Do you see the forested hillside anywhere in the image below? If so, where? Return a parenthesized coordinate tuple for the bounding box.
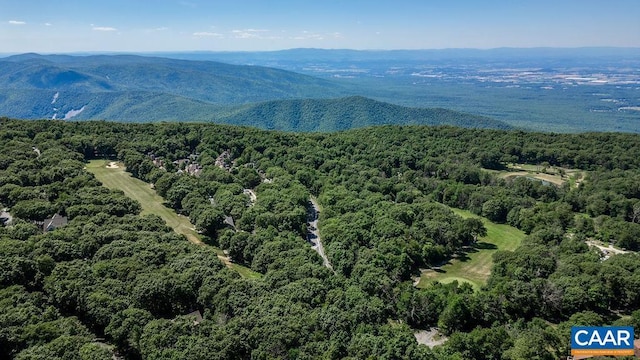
(216, 96, 510, 131)
(0, 54, 345, 123)
(3, 52, 638, 133)
(0, 54, 508, 130)
(0, 54, 343, 103)
(1, 118, 639, 359)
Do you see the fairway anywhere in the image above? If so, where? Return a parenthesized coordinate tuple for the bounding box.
(87, 160, 203, 244)
(417, 207, 525, 290)
(86, 160, 260, 278)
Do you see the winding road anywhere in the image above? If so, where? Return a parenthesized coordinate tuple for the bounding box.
(307, 197, 334, 272)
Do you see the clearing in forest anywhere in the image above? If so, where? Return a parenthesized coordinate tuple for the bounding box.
(86, 160, 260, 278)
(491, 163, 585, 188)
(417, 207, 525, 290)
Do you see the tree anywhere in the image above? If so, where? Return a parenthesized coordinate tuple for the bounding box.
(445, 326, 513, 360)
(478, 151, 504, 170)
(79, 343, 113, 360)
(43, 260, 95, 315)
(105, 308, 153, 358)
(438, 294, 472, 335)
(15, 335, 91, 360)
(481, 197, 509, 223)
(194, 207, 225, 235)
(11, 199, 56, 221)
(236, 167, 261, 189)
(503, 325, 562, 360)
(463, 217, 486, 243)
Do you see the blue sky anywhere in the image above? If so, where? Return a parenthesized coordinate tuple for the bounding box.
(1, 0, 639, 53)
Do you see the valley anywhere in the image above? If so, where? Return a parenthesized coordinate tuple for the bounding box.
(1, 49, 639, 133)
(156, 48, 640, 133)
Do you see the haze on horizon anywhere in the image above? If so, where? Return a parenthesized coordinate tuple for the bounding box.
(1, 0, 639, 53)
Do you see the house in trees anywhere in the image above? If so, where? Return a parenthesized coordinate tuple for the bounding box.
(0, 209, 12, 226)
(184, 163, 203, 177)
(148, 152, 166, 169)
(224, 215, 236, 230)
(215, 150, 233, 171)
(43, 214, 68, 231)
(173, 157, 203, 177)
(185, 310, 203, 325)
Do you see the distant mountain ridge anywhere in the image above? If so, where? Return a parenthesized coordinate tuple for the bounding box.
(0, 53, 344, 103)
(217, 96, 511, 131)
(0, 53, 512, 131)
(143, 47, 640, 64)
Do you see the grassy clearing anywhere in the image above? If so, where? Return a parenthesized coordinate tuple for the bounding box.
(86, 160, 260, 278)
(496, 163, 585, 188)
(417, 207, 525, 290)
(87, 160, 202, 244)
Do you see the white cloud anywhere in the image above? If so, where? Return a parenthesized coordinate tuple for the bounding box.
(44, 23, 52, 26)
(9, 20, 26, 25)
(232, 29, 269, 39)
(193, 31, 223, 38)
(92, 26, 117, 32)
(143, 27, 169, 34)
(291, 31, 331, 41)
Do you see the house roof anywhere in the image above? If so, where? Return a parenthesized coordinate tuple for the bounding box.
(44, 214, 68, 230)
(224, 216, 235, 228)
(0, 210, 12, 225)
(186, 310, 203, 324)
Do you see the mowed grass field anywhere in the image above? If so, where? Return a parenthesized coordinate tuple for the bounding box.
(87, 160, 202, 244)
(86, 160, 260, 278)
(417, 207, 525, 290)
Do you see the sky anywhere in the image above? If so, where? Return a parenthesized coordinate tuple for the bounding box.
(1, 0, 639, 53)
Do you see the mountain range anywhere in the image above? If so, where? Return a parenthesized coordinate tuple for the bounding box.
(0, 53, 510, 131)
(0, 53, 344, 103)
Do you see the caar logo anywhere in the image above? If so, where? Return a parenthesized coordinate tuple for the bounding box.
(571, 326, 635, 356)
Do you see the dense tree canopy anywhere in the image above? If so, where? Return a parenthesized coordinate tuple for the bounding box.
(0, 117, 639, 359)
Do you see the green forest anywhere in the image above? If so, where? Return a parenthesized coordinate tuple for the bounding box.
(1, 117, 639, 359)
